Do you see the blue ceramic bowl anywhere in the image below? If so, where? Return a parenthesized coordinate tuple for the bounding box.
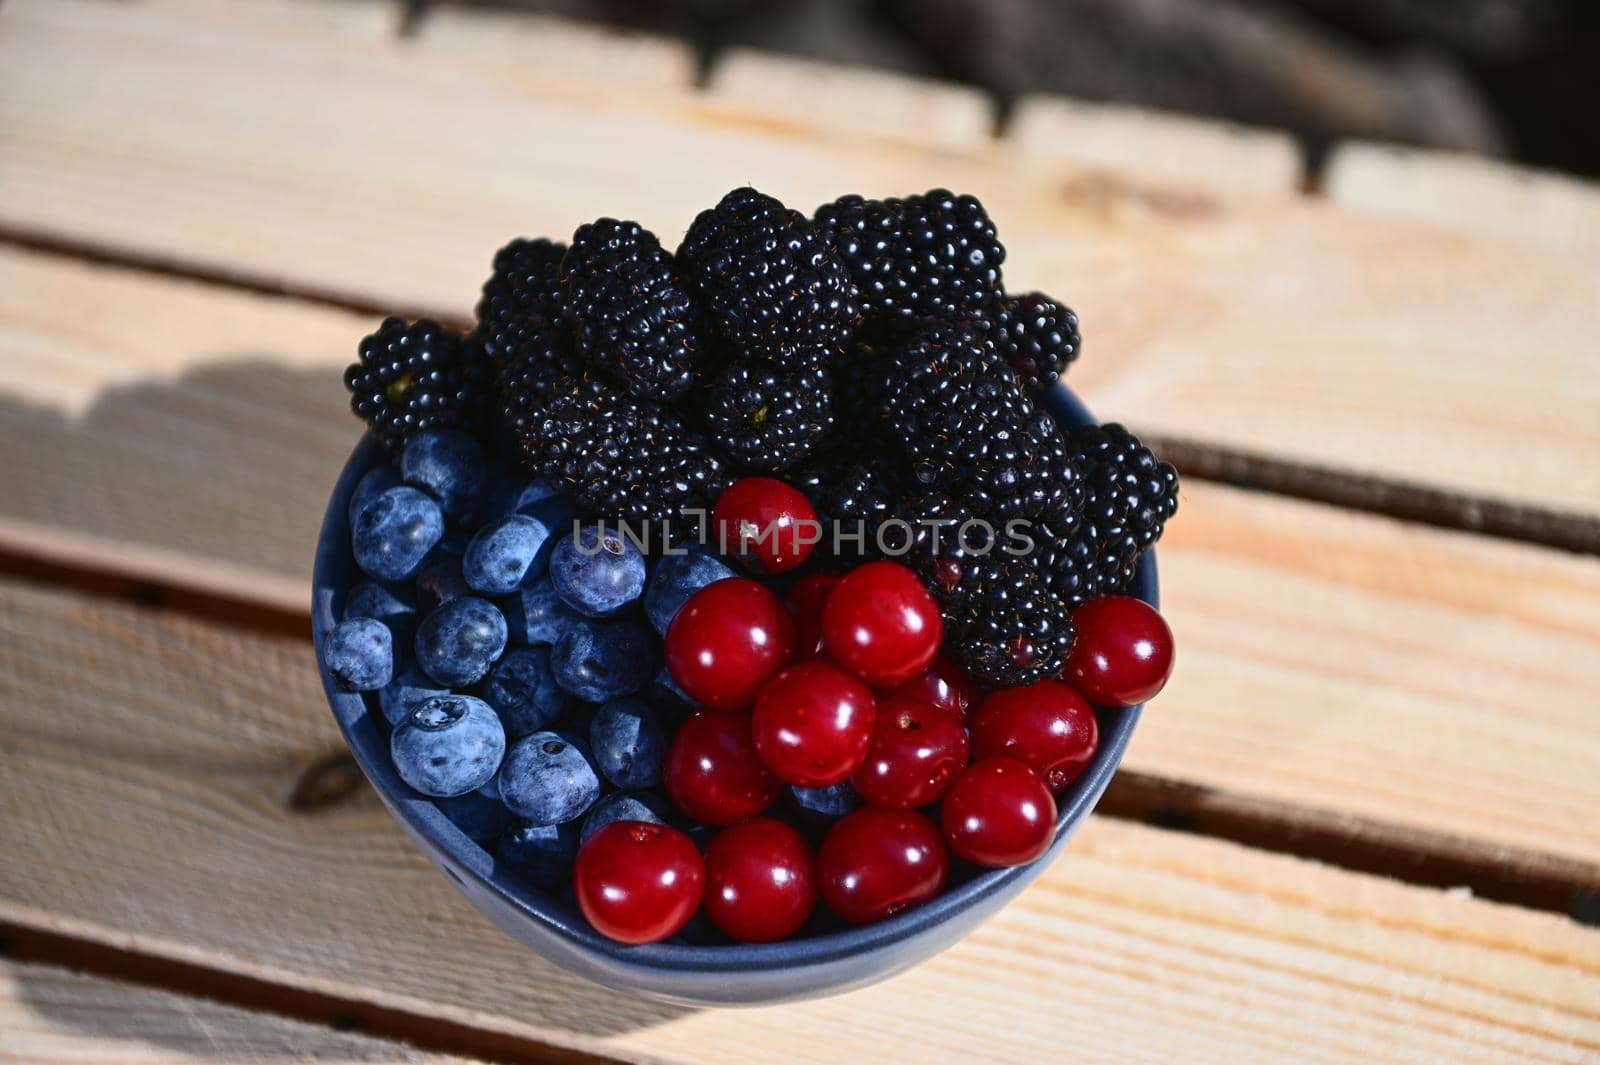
(313, 384, 1156, 1006)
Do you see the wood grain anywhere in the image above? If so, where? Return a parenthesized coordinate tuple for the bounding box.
(0, 959, 477, 1064)
(1325, 143, 1600, 261)
(2, 0, 1598, 512)
(4, 243, 1600, 882)
(0, 578, 1596, 1065)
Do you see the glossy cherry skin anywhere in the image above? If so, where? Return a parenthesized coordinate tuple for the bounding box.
(821, 561, 943, 686)
(851, 698, 969, 809)
(665, 578, 796, 710)
(663, 709, 782, 825)
(819, 806, 949, 925)
(752, 660, 877, 787)
(880, 654, 984, 720)
(970, 680, 1098, 794)
(572, 821, 705, 944)
(714, 478, 820, 575)
(940, 758, 1056, 868)
(703, 817, 819, 942)
(1066, 596, 1175, 707)
(786, 572, 842, 659)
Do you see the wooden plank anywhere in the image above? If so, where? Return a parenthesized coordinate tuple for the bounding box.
(413, 5, 698, 93)
(0, 246, 363, 615)
(1008, 94, 1304, 196)
(4, 245, 1600, 880)
(705, 49, 994, 151)
(1325, 142, 1600, 261)
(0, 959, 479, 1064)
(4, 0, 1597, 513)
(0, 579, 1595, 1065)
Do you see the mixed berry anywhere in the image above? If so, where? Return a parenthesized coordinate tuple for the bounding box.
(325, 186, 1179, 946)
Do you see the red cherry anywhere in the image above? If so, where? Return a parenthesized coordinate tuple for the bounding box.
(880, 654, 983, 720)
(573, 821, 705, 944)
(821, 561, 942, 686)
(714, 478, 820, 575)
(663, 709, 782, 826)
(818, 807, 948, 924)
(970, 680, 1098, 794)
(786, 572, 842, 659)
(703, 817, 818, 942)
(1066, 596, 1174, 707)
(940, 758, 1056, 868)
(665, 578, 796, 710)
(752, 661, 876, 787)
(851, 698, 969, 809)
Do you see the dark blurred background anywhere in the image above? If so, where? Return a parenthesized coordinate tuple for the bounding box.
(439, 0, 1600, 178)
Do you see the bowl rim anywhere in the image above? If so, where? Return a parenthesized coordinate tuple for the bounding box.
(312, 383, 1156, 977)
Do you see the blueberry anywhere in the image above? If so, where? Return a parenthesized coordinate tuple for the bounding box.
(497, 819, 579, 890)
(352, 486, 444, 582)
(498, 732, 602, 825)
(463, 514, 555, 596)
(343, 581, 418, 646)
(378, 664, 450, 727)
(414, 597, 508, 687)
(504, 477, 563, 517)
(549, 524, 647, 618)
(401, 429, 489, 520)
(644, 550, 735, 635)
(414, 553, 472, 613)
(391, 694, 506, 798)
(348, 463, 399, 527)
(589, 698, 668, 789)
(550, 620, 652, 702)
(323, 617, 394, 692)
(482, 647, 571, 738)
(579, 791, 668, 845)
(649, 667, 697, 719)
(435, 783, 509, 845)
(499, 578, 578, 646)
(788, 781, 862, 821)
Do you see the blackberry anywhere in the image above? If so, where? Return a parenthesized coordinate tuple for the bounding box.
(701, 362, 835, 473)
(956, 410, 1086, 524)
(678, 187, 858, 368)
(813, 189, 1004, 323)
(520, 375, 728, 522)
(344, 318, 473, 452)
(494, 325, 580, 447)
(991, 292, 1080, 388)
(561, 219, 704, 401)
(815, 457, 906, 527)
(476, 238, 566, 360)
(926, 552, 1075, 688)
(877, 322, 1032, 491)
(1061, 423, 1179, 601)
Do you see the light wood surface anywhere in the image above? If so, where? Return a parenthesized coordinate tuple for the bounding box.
(5, 242, 1599, 880)
(705, 49, 995, 151)
(1, 578, 1595, 1065)
(3, 0, 1599, 513)
(0, 959, 475, 1064)
(1326, 142, 1600, 261)
(1008, 94, 1304, 195)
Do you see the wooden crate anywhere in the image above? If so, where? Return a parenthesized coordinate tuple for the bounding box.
(0, 1, 1597, 1062)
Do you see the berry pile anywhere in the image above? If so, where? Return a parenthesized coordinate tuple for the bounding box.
(330, 185, 1182, 945)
